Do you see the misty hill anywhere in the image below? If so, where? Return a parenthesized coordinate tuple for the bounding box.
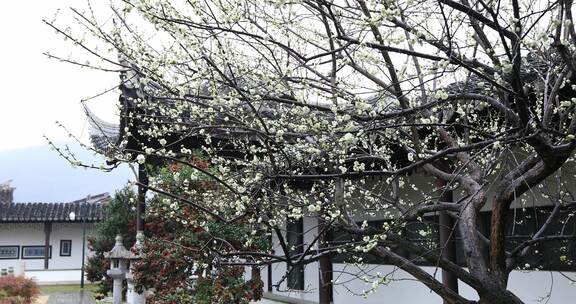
(0, 142, 132, 202)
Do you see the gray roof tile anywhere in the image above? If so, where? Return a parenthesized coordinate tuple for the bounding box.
(0, 193, 110, 222)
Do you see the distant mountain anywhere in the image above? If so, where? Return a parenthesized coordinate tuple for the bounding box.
(0, 142, 133, 202)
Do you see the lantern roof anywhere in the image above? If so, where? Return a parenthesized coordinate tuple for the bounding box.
(105, 235, 138, 260)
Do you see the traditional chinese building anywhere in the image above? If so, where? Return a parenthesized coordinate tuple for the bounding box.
(86, 61, 576, 304)
(0, 182, 109, 284)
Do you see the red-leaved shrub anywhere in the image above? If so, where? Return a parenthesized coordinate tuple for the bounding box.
(0, 275, 40, 304)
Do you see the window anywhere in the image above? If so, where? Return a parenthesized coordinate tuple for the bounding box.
(328, 205, 576, 271)
(406, 217, 440, 265)
(60, 240, 72, 257)
(21, 246, 52, 259)
(535, 207, 576, 270)
(330, 220, 408, 264)
(0, 246, 19, 260)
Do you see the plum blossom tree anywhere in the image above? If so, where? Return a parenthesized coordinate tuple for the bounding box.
(47, 0, 576, 303)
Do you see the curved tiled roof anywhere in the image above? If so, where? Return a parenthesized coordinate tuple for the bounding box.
(86, 56, 138, 155)
(86, 106, 120, 155)
(0, 193, 110, 223)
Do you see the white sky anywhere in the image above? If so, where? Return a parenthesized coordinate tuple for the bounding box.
(0, 1, 118, 152)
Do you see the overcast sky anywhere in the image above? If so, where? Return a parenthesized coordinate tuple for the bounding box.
(0, 1, 132, 201)
(0, 0, 118, 152)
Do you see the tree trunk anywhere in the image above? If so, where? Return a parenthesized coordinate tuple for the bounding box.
(477, 285, 525, 304)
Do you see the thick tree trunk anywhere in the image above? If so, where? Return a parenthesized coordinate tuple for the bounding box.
(477, 284, 525, 304)
(489, 196, 510, 286)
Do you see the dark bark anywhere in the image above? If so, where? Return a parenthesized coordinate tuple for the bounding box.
(490, 151, 573, 285)
(372, 247, 474, 304)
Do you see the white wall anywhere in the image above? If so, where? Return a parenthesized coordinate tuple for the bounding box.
(261, 213, 576, 304)
(26, 269, 85, 285)
(262, 261, 576, 304)
(263, 216, 320, 303)
(333, 264, 575, 304)
(0, 222, 96, 283)
(257, 169, 576, 303)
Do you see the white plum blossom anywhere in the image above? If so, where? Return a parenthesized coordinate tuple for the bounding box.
(136, 154, 146, 164)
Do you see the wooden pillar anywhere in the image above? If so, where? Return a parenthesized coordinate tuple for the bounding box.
(80, 218, 87, 288)
(318, 179, 340, 304)
(318, 237, 333, 304)
(44, 222, 52, 270)
(137, 164, 148, 232)
(268, 234, 273, 292)
(286, 217, 304, 290)
(437, 180, 458, 300)
(267, 263, 273, 292)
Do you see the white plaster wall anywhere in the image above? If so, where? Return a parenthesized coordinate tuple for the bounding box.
(26, 269, 85, 285)
(0, 222, 96, 282)
(259, 169, 576, 303)
(261, 212, 576, 304)
(264, 216, 320, 303)
(264, 263, 576, 304)
(332, 264, 575, 304)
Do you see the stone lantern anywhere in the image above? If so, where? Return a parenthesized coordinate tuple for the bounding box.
(125, 231, 146, 304)
(105, 235, 136, 304)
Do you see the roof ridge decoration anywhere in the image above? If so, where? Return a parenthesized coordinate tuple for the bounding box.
(85, 104, 122, 156)
(86, 54, 146, 156)
(0, 180, 15, 204)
